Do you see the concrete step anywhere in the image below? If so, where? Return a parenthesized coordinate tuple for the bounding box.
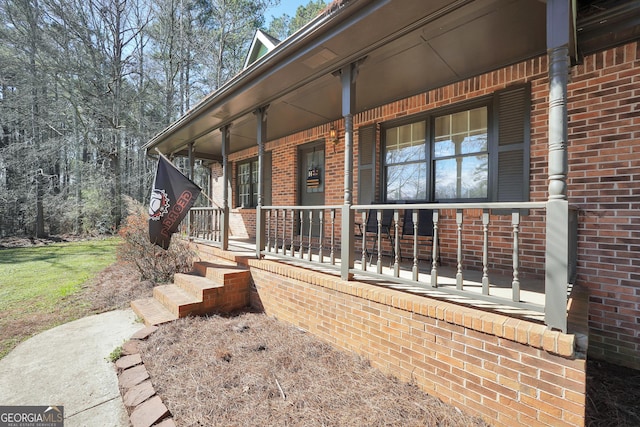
(131, 298, 177, 326)
(153, 285, 202, 318)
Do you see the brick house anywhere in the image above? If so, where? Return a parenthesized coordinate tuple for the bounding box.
(140, 1, 640, 425)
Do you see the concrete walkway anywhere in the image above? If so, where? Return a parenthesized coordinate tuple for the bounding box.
(0, 309, 141, 426)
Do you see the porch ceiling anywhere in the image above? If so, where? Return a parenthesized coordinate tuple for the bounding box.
(145, 0, 548, 160)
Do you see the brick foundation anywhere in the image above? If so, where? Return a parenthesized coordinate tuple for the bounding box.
(245, 257, 586, 427)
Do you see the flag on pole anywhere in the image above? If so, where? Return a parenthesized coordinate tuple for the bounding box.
(148, 155, 201, 250)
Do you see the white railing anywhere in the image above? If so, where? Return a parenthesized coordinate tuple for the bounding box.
(261, 205, 342, 265)
(189, 207, 224, 243)
(257, 202, 578, 330)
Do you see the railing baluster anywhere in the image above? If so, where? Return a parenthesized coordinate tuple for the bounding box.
(308, 210, 313, 261)
(512, 211, 521, 302)
(456, 209, 464, 290)
(214, 209, 219, 241)
(361, 211, 367, 271)
(430, 210, 439, 287)
(282, 209, 287, 255)
(412, 210, 418, 281)
(266, 209, 272, 253)
(376, 210, 383, 274)
(482, 209, 490, 295)
(189, 211, 194, 238)
(210, 210, 218, 241)
(202, 211, 206, 240)
(299, 210, 304, 259)
(330, 209, 336, 265)
(318, 210, 324, 263)
(290, 209, 296, 258)
(393, 210, 400, 277)
(200, 211, 204, 240)
(204, 210, 208, 240)
(274, 209, 279, 254)
(201, 211, 206, 240)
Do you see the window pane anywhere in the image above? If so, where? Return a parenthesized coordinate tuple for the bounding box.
(461, 155, 488, 198)
(385, 122, 426, 164)
(435, 155, 488, 199)
(434, 115, 449, 137)
(251, 160, 259, 184)
(434, 107, 487, 158)
(434, 158, 456, 199)
(461, 132, 487, 154)
(434, 136, 454, 157)
(451, 111, 468, 134)
(469, 107, 487, 130)
(238, 162, 252, 207)
(386, 163, 427, 201)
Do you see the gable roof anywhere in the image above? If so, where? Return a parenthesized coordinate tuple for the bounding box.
(244, 29, 280, 69)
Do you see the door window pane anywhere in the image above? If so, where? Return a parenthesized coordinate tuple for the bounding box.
(306, 150, 324, 193)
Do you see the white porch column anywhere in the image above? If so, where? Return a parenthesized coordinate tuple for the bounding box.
(255, 106, 268, 258)
(340, 62, 358, 280)
(545, 0, 573, 332)
(221, 125, 230, 250)
(187, 142, 194, 235)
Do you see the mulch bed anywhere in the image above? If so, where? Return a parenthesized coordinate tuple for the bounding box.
(138, 314, 490, 426)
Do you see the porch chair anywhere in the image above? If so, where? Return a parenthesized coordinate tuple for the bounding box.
(356, 207, 396, 265)
(400, 207, 439, 264)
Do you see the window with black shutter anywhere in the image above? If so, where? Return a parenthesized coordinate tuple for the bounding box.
(380, 85, 530, 202)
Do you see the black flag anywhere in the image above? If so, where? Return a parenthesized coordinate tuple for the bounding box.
(148, 155, 201, 250)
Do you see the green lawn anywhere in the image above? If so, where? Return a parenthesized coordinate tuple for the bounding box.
(0, 238, 119, 358)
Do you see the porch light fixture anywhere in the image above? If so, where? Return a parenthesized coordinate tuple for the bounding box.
(329, 125, 338, 144)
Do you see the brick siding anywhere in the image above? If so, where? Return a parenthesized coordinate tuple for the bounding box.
(567, 42, 640, 369)
(218, 41, 640, 370)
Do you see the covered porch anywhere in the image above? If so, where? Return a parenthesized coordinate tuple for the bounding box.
(145, 0, 592, 333)
(188, 199, 580, 332)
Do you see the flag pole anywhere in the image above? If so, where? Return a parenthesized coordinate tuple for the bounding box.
(154, 148, 221, 208)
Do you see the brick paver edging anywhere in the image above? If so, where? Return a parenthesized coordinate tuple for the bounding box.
(115, 325, 177, 427)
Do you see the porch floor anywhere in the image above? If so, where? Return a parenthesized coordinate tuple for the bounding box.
(193, 236, 546, 324)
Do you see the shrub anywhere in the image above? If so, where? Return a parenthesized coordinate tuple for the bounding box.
(117, 197, 196, 283)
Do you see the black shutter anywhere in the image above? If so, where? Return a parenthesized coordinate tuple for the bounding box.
(495, 85, 530, 201)
(358, 125, 376, 204)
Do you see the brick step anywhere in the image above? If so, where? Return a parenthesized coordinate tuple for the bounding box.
(194, 243, 253, 265)
(153, 284, 202, 318)
(192, 261, 251, 287)
(174, 273, 223, 299)
(131, 259, 252, 326)
(131, 298, 178, 326)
